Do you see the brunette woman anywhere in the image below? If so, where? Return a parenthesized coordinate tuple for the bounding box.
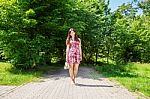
(66, 28, 82, 84)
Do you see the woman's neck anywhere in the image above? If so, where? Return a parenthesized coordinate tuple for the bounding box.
(71, 36, 75, 41)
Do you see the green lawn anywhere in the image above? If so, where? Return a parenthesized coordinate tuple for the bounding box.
(95, 63, 150, 97)
(0, 62, 61, 86)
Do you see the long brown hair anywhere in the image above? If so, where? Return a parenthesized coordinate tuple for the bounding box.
(66, 28, 79, 45)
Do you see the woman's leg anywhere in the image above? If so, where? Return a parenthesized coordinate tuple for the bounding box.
(73, 63, 79, 83)
(69, 64, 74, 83)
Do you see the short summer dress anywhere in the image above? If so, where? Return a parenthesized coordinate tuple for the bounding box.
(67, 39, 81, 64)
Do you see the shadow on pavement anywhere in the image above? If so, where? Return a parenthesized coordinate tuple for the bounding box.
(75, 83, 113, 87)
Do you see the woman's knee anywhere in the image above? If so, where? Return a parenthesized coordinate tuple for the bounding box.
(74, 64, 79, 70)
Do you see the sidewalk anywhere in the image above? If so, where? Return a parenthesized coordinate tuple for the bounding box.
(0, 67, 140, 99)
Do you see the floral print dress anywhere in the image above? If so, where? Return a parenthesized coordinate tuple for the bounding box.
(67, 39, 81, 64)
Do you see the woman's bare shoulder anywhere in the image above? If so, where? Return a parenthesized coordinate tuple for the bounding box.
(78, 38, 81, 41)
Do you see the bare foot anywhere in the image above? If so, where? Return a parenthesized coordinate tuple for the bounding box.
(70, 79, 75, 85)
(73, 79, 75, 84)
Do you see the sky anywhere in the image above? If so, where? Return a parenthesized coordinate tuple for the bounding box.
(108, 0, 143, 15)
(108, 0, 134, 12)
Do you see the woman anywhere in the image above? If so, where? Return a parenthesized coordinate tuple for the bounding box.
(66, 28, 82, 84)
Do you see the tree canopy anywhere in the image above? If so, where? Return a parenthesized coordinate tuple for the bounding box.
(0, 0, 150, 69)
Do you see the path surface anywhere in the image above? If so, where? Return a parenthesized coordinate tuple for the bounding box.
(0, 67, 140, 99)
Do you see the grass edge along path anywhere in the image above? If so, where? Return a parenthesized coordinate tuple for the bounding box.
(95, 62, 150, 98)
(0, 62, 61, 86)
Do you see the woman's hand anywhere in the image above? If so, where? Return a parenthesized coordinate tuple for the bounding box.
(80, 56, 82, 61)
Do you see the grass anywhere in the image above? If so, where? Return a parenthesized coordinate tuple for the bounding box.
(0, 62, 62, 86)
(95, 62, 150, 97)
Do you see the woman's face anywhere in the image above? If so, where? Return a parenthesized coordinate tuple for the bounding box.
(70, 30, 75, 37)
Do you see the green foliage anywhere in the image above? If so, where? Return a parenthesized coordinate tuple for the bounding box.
(0, 0, 150, 69)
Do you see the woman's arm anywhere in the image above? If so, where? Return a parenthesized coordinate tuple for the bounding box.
(66, 44, 70, 62)
(79, 38, 82, 61)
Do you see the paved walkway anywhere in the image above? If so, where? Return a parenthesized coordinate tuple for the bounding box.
(0, 67, 142, 99)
